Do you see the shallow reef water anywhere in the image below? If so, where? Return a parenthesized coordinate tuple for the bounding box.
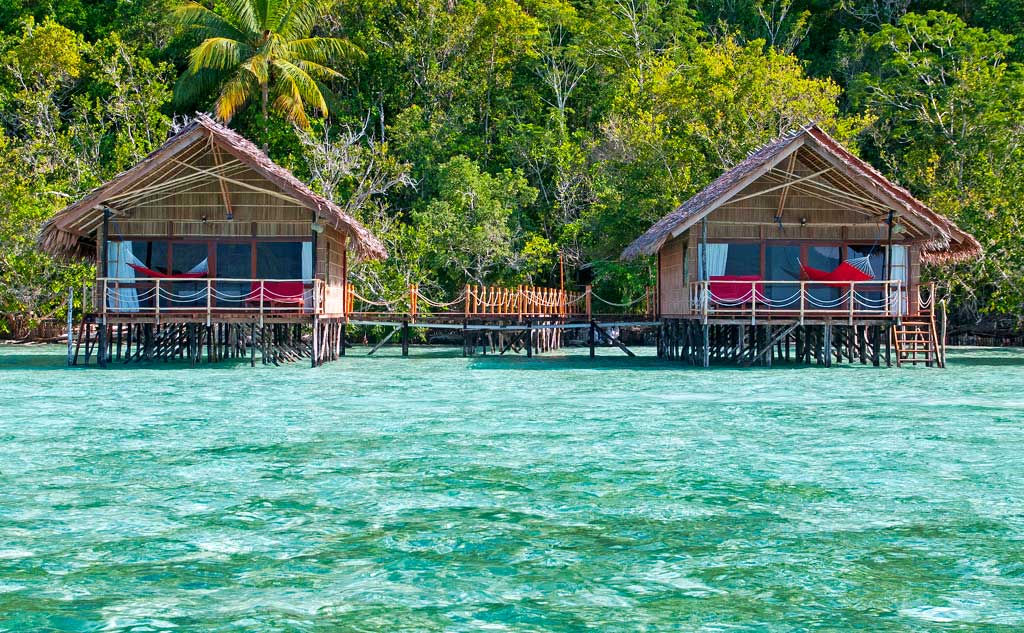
(0, 345, 1022, 631)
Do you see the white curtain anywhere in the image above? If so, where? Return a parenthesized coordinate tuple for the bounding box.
(106, 241, 140, 312)
(889, 245, 908, 314)
(302, 242, 313, 282)
(889, 245, 907, 283)
(698, 243, 729, 279)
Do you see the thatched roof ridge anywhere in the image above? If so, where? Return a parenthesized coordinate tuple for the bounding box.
(39, 114, 387, 261)
(620, 125, 981, 264)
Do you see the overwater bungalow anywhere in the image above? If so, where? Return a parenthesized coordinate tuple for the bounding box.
(621, 125, 981, 368)
(40, 114, 386, 367)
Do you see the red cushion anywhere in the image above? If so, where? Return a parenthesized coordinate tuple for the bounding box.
(248, 281, 305, 305)
(709, 275, 762, 302)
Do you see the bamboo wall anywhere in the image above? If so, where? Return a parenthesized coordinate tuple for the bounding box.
(658, 235, 688, 317)
(317, 229, 347, 287)
(105, 149, 312, 239)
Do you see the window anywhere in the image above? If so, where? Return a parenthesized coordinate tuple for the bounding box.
(847, 245, 885, 311)
(696, 243, 761, 278)
(216, 243, 252, 307)
(127, 240, 169, 274)
(764, 244, 801, 305)
(725, 244, 761, 276)
(847, 245, 884, 281)
(171, 243, 208, 276)
(256, 242, 304, 280)
(806, 245, 841, 305)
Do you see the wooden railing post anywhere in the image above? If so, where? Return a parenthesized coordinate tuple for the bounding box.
(750, 280, 757, 325)
(848, 281, 855, 324)
(259, 280, 265, 325)
(206, 278, 212, 325)
(701, 280, 709, 322)
(799, 281, 805, 324)
(154, 278, 160, 321)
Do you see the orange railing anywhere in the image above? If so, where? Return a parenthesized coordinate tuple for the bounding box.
(462, 284, 587, 318)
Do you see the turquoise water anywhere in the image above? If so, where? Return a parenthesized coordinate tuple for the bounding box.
(1, 345, 1023, 631)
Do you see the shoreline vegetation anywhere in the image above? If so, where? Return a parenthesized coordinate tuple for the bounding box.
(2, 1, 1024, 342)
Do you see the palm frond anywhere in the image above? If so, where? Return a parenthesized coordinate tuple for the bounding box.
(189, 37, 252, 74)
(254, 0, 273, 29)
(293, 59, 343, 81)
(174, 1, 250, 43)
(173, 67, 229, 108)
(272, 58, 328, 123)
(220, 0, 260, 34)
(241, 54, 270, 85)
(277, 0, 330, 39)
(214, 72, 258, 122)
(289, 37, 366, 65)
(271, 82, 310, 129)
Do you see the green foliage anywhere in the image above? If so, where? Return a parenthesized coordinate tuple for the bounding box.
(173, 0, 365, 129)
(3, 0, 1024, 334)
(0, 17, 172, 333)
(586, 37, 854, 289)
(850, 11, 1024, 316)
(412, 156, 537, 287)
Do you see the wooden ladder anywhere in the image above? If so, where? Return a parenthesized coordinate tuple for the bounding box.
(892, 317, 943, 368)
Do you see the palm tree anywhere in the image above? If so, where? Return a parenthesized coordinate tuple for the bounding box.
(174, 0, 364, 129)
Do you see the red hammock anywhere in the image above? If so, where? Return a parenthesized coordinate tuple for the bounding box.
(800, 261, 873, 287)
(128, 263, 207, 279)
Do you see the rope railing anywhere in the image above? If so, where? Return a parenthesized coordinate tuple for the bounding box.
(590, 292, 647, 308)
(688, 279, 908, 323)
(100, 277, 318, 322)
(97, 277, 657, 321)
(90, 273, 933, 328)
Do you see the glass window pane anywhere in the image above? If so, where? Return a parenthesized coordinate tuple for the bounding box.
(216, 244, 252, 278)
(171, 243, 208, 276)
(764, 245, 801, 306)
(807, 246, 841, 305)
(216, 243, 252, 308)
(848, 245, 885, 312)
(847, 245, 884, 281)
(135, 241, 169, 273)
(165, 243, 208, 308)
(724, 243, 761, 276)
(256, 242, 304, 279)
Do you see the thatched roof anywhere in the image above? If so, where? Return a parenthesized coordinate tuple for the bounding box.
(39, 114, 387, 261)
(620, 125, 981, 264)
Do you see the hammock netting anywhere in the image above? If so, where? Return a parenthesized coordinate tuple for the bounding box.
(800, 258, 874, 287)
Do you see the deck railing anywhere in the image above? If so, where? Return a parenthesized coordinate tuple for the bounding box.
(98, 277, 352, 320)
(688, 279, 907, 323)
(96, 278, 657, 322)
(462, 284, 588, 318)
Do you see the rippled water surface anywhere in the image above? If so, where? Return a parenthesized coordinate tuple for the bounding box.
(1, 344, 1023, 631)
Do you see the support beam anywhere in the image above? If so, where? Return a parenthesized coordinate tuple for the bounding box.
(591, 322, 635, 357)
